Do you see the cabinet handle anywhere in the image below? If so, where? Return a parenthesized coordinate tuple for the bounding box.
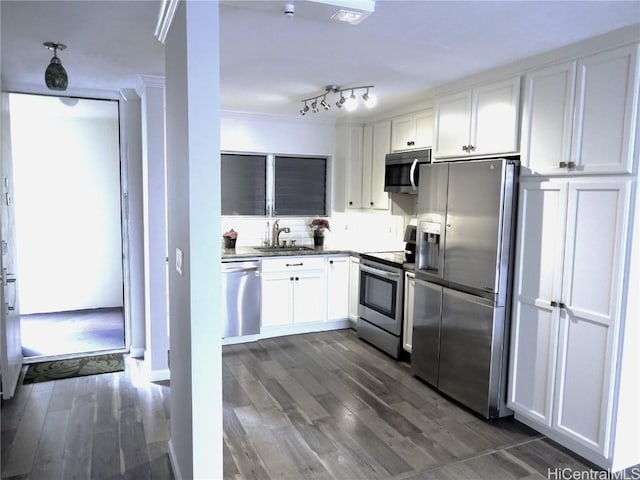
(370, 202, 374, 206)
(462, 145, 469, 152)
(407, 140, 415, 146)
(349, 201, 353, 205)
(329, 260, 334, 264)
(468, 145, 476, 152)
(290, 277, 294, 281)
(295, 277, 299, 281)
(558, 302, 566, 309)
(550, 301, 558, 307)
(567, 162, 576, 169)
(559, 161, 568, 168)
(286, 263, 303, 267)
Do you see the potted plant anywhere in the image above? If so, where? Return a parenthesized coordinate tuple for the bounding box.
(309, 218, 330, 247)
(223, 229, 238, 249)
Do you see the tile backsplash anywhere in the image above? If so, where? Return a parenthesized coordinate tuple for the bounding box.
(221, 211, 408, 252)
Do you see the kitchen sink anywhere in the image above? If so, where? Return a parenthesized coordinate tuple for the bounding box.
(253, 246, 315, 252)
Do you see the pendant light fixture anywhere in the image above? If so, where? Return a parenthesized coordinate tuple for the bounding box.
(43, 42, 68, 91)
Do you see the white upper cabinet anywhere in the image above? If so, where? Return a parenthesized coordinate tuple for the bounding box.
(391, 109, 434, 151)
(334, 122, 389, 211)
(362, 121, 391, 210)
(434, 76, 521, 159)
(521, 44, 639, 176)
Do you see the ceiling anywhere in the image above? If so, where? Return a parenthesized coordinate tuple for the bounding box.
(2, 1, 639, 119)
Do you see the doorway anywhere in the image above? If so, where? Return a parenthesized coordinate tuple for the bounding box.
(8, 93, 126, 360)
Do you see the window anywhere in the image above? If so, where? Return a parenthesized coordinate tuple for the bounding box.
(274, 156, 327, 216)
(221, 154, 266, 215)
(221, 153, 328, 216)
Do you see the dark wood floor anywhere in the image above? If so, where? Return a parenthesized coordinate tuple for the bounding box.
(1, 358, 173, 479)
(2, 328, 599, 479)
(223, 329, 597, 480)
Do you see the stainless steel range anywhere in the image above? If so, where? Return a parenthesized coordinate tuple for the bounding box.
(357, 252, 406, 359)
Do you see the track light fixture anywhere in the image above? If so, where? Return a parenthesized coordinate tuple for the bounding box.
(44, 42, 68, 91)
(300, 85, 375, 115)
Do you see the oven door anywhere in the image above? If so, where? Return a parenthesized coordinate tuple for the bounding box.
(358, 260, 403, 335)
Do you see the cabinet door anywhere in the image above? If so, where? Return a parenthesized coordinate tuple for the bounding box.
(471, 76, 521, 156)
(508, 179, 568, 426)
(293, 270, 327, 324)
(553, 179, 631, 455)
(521, 62, 576, 175)
(391, 114, 415, 151)
(403, 272, 415, 352)
(370, 121, 390, 210)
(349, 256, 360, 323)
(572, 45, 638, 175)
(261, 272, 294, 327)
(414, 110, 434, 149)
(434, 91, 472, 158)
(327, 256, 350, 321)
(345, 124, 364, 209)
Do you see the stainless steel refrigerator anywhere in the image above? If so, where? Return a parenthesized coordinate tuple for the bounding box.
(412, 158, 518, 419)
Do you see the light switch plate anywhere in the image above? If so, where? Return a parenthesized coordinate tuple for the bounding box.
(176, 247, 183, 276)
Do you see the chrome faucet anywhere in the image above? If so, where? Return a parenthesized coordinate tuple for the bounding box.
(272, 219, 290, 247)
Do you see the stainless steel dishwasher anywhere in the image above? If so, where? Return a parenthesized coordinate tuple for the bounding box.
(221, 260, 261, 338)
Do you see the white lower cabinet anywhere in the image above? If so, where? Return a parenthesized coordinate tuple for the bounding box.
(326, 256, 350, 321)
(508, 176, 632, 464)
(349, 256, 360, 325)
(261, 257, 326, 327)
(403, 271, 415, 352)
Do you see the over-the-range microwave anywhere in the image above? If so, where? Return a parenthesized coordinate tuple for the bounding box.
(384, 148, 432, 194)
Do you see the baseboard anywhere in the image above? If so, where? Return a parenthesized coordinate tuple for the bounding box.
(168, 440, 183, 480)
(129, 346, 145, 358)
(259, 319, 350, 340)
(148, 368, 171, 382)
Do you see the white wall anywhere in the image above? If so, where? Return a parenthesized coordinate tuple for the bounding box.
(136, 76, 169, 377)
(220, 112, 407, 252)
(165, 2, 222, 479)
(120, 91, 146, 358)
(9, 94, 124, 314)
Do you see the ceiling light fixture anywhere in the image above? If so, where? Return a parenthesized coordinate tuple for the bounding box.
(301, 85, 375, 115)
(43, 42, 68, 91)
(362, 88, 378, 108)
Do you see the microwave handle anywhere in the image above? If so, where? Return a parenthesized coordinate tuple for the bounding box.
(410, 159, 418, 191)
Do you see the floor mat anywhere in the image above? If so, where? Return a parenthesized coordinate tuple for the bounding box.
(23, 353, 125, 384)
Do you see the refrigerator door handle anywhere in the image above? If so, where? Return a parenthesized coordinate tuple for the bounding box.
(409, 158, 418, 191)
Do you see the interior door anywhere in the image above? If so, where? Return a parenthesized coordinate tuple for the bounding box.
(0, 93, 23, 400)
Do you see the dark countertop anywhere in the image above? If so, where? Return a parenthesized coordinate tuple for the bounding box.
(223, 246, 416, 272)
(222, 246, 355, 261)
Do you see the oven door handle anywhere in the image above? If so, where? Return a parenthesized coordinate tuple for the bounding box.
(409, 158, 418, 191)
(360, 264, 402, 279)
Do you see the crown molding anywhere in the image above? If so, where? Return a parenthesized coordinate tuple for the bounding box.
(135, 75, 166, 96)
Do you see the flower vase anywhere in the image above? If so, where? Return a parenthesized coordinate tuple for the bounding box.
(224, 237, 236, 249)
(313, 230, 324, 247)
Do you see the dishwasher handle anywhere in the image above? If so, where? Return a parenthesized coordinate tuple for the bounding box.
(222, 266, 259, 274)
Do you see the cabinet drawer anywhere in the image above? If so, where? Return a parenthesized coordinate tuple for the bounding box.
(261, 256, 326, 272)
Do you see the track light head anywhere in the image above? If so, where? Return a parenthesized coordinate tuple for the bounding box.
(320, 97, 330, 110)
(311, 100, 318, 113)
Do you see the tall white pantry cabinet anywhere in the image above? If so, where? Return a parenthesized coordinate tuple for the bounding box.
(508, 42, 640, 471)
